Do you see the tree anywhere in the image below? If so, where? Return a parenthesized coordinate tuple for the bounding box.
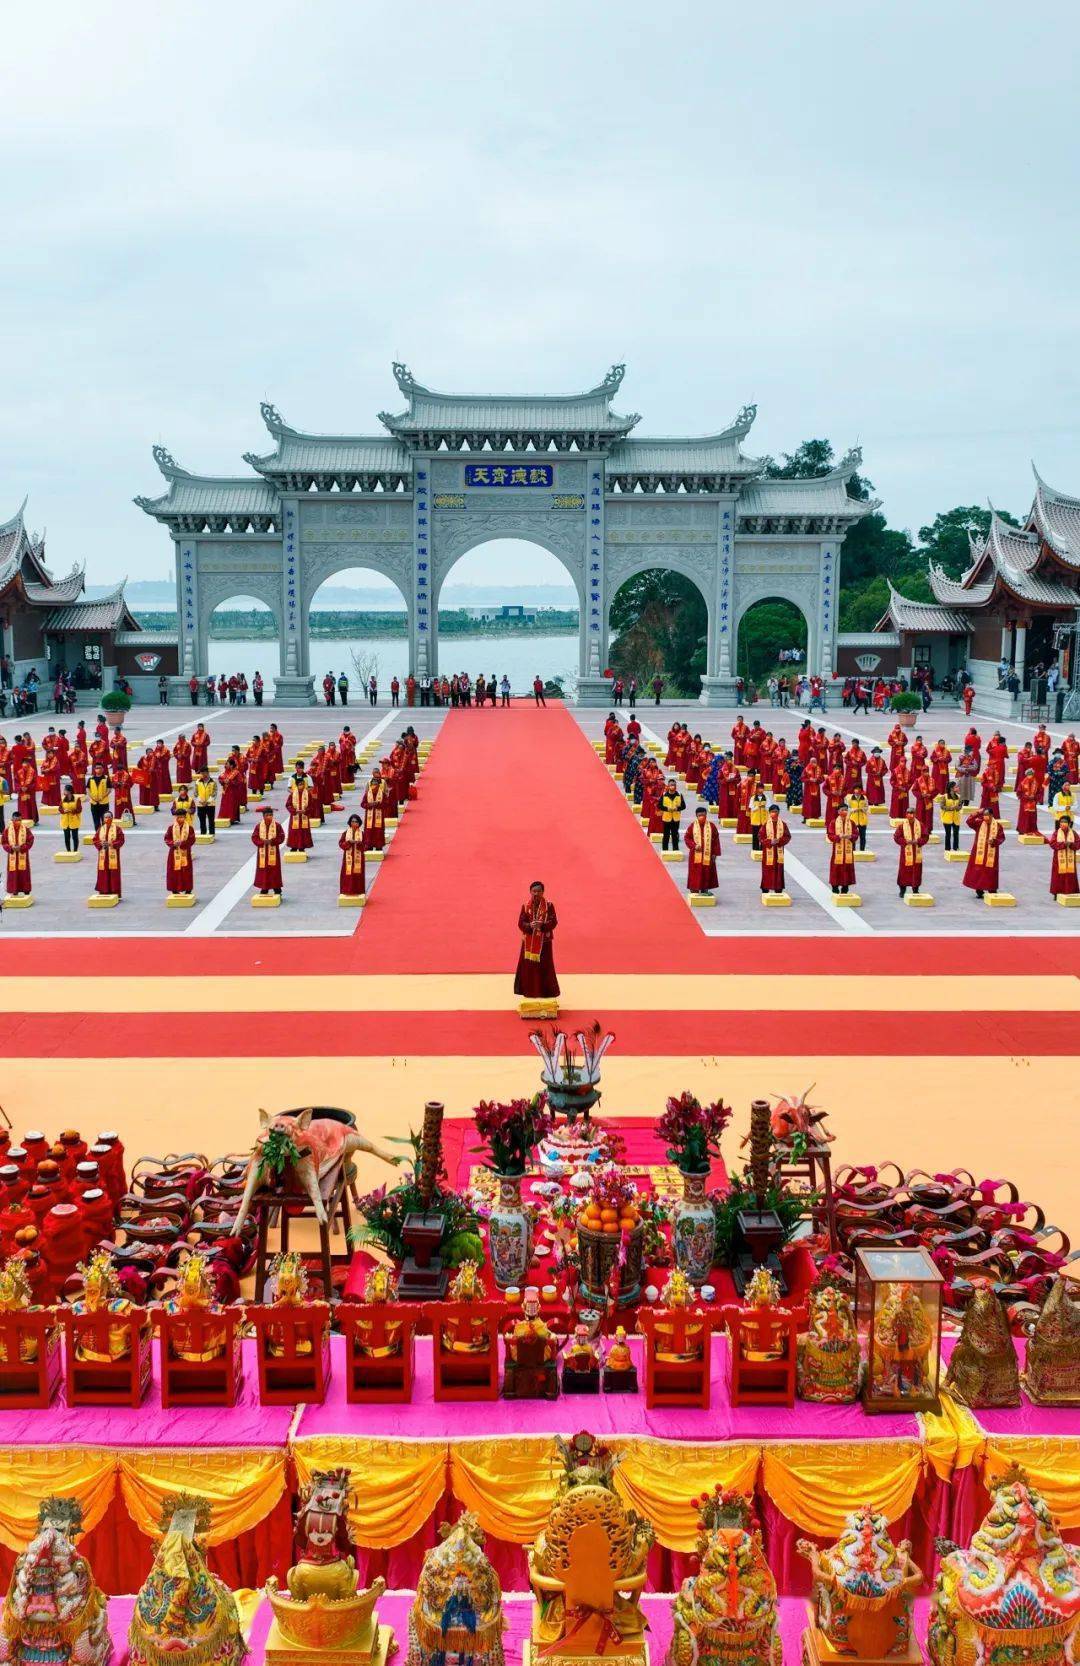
(737, 600, 807, 683)
(608, 570, 706, 697)
(917, 505, 1019, 580)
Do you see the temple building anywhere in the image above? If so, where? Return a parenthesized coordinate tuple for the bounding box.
(853, 467, 1080, 715)
(0, 500, 169, 699)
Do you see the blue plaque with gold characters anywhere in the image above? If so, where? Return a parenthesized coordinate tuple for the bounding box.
(465, 463, 553, 488)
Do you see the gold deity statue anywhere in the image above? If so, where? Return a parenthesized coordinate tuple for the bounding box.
(797, 1283, 862, 1404)
(161, 1252, 229, 1363)
(266, 1468, 393, 1665)
(0, 1257, 41, 1364)
(527, 1434, 652, 1666)
(869, 1285, 933, 1401)
(943, 1287, 1021, 1409)
(70, 1250, 144, 1364)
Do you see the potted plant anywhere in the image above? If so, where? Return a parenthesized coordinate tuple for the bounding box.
(657, 1091, 732, 1284)
(474, 1094, 552, 1288)
(890, 691, 922, 728)
(101, 689, 133, 731)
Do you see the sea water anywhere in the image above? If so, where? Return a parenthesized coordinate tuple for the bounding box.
(208, 630, 580, 694)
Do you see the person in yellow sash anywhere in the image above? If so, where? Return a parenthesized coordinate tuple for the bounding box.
(339, 813, 366, 899)
(2, 812, 33, 895)
(963, 807, 1004, 898)
(165, 812, 196, 896)
(59, 781, 83, 854)
(939, 780, 962, 852)
(893, 810, 927, 898)
(1045, 813, 1078, 898)
(684, 805, 721, 894)
(759, 804, 791, 893)
(828, 806, 857, 895)
(92, 812, 125, 897)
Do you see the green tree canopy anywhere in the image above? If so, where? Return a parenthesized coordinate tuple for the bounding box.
(916, 505, 1019, 580)
(608, 570, 706, 697)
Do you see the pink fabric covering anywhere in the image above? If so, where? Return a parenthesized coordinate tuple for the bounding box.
(296, 1333, 921, 1442)
(0, 1338, 295, 1447)
(75, 1591, 938, 1666)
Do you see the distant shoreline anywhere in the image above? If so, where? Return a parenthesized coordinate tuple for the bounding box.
(137, 608, 580, 640)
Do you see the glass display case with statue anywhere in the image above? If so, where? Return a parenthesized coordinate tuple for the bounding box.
(854, 1246, 943, 1414)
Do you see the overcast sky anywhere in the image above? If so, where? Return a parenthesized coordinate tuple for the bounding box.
(1, 0, 1077, 590)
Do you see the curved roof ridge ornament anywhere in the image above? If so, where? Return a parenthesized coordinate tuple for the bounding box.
(602, 363, 626, 392)
(832, 444, 863, 479)
(152, 444, 190, 480)
(260, 401, 293, 438)
(730, 403, 757, 438)
(392, 362, 424, 396)
(0, 495, 28, 537)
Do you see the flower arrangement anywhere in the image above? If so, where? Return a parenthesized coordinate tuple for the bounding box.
(656, 1091, 733, 1175)
(473, 1093, 552, 1176)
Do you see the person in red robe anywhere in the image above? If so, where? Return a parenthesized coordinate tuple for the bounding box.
(795, 756, 820, 825)
(514, 881, 559, 999)
(321, 743, 344, 807)
(823, 767, 845, 835)
(218, 760, 243, 826)
(797, 721, 814, 765)
(112, 766, 134, 824)
(1032, 725, 1051, 791)
(758, 734, 775, 790)
(339, 814, 366, 897)
(828, 807, 857, 894)
(963, 727, 982, 770)
(38, 752, 62, 810)
(963, 809, 1004, 897)
(68, 742, 87, 794)
(735, 771, 758, 836)
(684, 806, 722, 894)
(929, 741, 952, 797)
(191, 723, 210, 773)
(339, 726, 357, 785)
(887, 725, 906, 770)
(173, 734, 193, 785)
(759, 805, 790, 892)
(889, 759, 910, 821)
(1016, 769, 1040, 835)
(361, 769, 388, 851)
(842, 744, 866, 794)
(3, 814, 33, 894)
(985, 733, 1008, 788)
(134, 752, 159, 811)
(716, 756, 738, 819)
(979, 767, 1001, 815)
(730, 718, 748, 767)
(744, 722, 765, 776)
(164, 814, 196, 895)
(1045, 815, 1079, 896)
(266, 724, 285, 783)
(151, 741, 172, 797)
(962, 682, 975, 715)
(911, 769, 935, 839)
(893, 811, 927, 898)
(92, 814, 124, 896)
(15, 760, 38, 824)
(1062, 732, 1080, 786)
(865, 749, 886, 807)
(286, 772, 315, 852)
(251, 806, 285, 895)
(826, 733, 844, 775)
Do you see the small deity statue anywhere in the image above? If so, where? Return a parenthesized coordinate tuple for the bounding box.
(70, 1249, 143, 1363)
(562, 1324, 600, 1393)
(349, 1263, 404, 1360)
(668, 1489, 781, 1666)
(528, 1439, 652, 1665)
(264, 1250, 319, 1358)
(653, 1267, 706, 1362)
(944, 1287, 1021, 1409)
(0, 1498, 111, 1666)
(161, 1252, 228, 1363)
(602, 1326, 637, 1392)
(406, 1514, 505, 1666)
(929, 1467, 1080, 1666)
(442, 1260, 491, 1353)
(798, 1507, 921, 1661)
(870, 1284, 933, 1401)
(266, 1468, 391, 1660)
(503, 1286, 561, 1399)
(797, 1282, 862, 1404)
(1023, 1276, 1080, 1407)
(735, 1268, 789, 1360)
(0, 1257, 41, 1364)
(128, 1496, 246, 1666)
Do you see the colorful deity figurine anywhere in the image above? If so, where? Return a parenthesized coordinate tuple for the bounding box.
(527, 1434, 652, 1664)
(406, 1514, 505, 1666)
(0, 1499, 111, 1666)
(869, 1285, 934, 1402)
(503, 1286, 561, 1400)
(70, 1249, 144, 1363)
(1023, 1276, 1080, 1407)
(0, 1257, 43, 1364)
(797, 1282, 862, 1404)
(943, 1286, 1021, 1409)
(798, 1507, 921, 1663)
(160, 1251, 231, 1362)
(348, 1264, 404, 1360)
(266, 1468, 392, 1662)
(929, 1468, 1080, 1666)
(263, 1251, 323, 1358)
(667, 1488, 781, 1666)
(653, 1266, 707, 1361)
(128, 1496, 246, 1666)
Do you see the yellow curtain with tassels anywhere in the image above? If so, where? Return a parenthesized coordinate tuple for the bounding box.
(118, 1448, 286, 1545)
(450, 1439, 560, 1544)
(979, 1437, 1080, 1529)
(293, 1437, 447, 1549)
(0, 1446, 117, 1552)
(761, 1441, 926, 1537)
(614, 1440, 759, 1553)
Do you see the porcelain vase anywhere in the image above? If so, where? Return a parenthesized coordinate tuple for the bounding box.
(488, 1173, 534, 1290)
(673, 1169, 716, 1285)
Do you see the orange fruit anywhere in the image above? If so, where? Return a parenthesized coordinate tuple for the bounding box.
(602, 1221, 619, 1235)
(619, 1215, 636, 1230)
(600, 1207, 618, 1223)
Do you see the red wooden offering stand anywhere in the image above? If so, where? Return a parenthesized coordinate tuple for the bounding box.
(0, 1309, 62, 1408)
(338, 1302, 420, 1403)
(424, 1300, 504, 1401)
(721, 1303, 803, 1406)
(153, 1307, 244, 1408)
(61, 1309, 152, 1406)
(636, 1308, 717, 1409)
(247, 1302, 332, 1404)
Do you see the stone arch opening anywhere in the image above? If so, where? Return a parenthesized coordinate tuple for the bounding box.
(607, 565, 714, 700)
(204, 591, 281, 686)
(732, 594, 812, 694)
(305, 564, 410, 695)
(432, 538, 582, 688)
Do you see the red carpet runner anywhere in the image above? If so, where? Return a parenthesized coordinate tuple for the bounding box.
(357, 703, 702, 973)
